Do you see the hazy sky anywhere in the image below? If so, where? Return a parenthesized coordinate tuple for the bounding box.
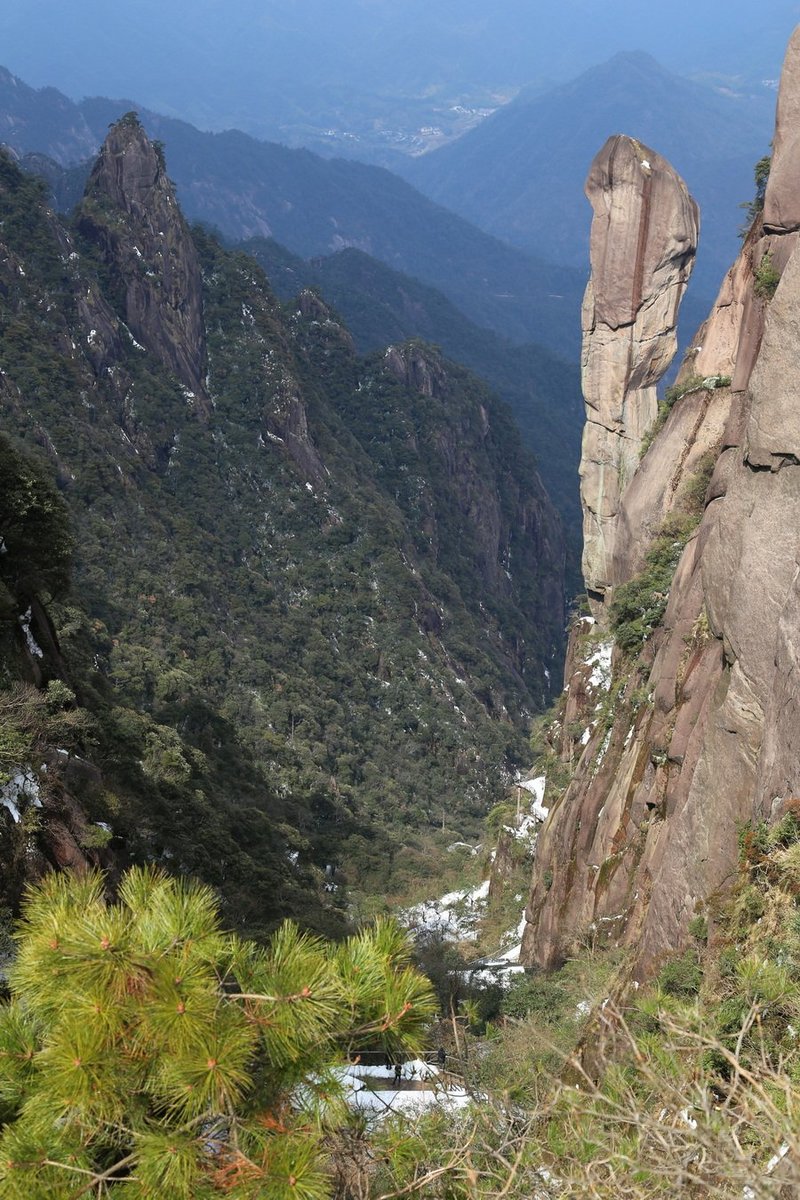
(0, 0, 798, 139)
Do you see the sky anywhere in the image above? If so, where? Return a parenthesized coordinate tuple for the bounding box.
(0, 0, 797, 147)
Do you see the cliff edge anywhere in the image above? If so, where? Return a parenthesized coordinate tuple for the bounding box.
(522, 25, 800, 978)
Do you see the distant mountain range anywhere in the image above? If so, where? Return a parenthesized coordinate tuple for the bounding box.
(0, 0, 792, 159)
(0, 67, 584, 358)
(403, 52, 774, 309)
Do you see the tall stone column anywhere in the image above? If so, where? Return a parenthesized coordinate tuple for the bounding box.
(580, 135, 699, 614)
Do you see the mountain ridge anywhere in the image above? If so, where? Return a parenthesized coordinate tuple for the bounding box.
(403, 50, 773, 311)
(0, 65, 585, 357)
(0, 119, 565, 922)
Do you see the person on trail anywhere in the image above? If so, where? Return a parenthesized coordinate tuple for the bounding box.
(437, 1046, 446, 1069)
(393, 1062, 402, 1087)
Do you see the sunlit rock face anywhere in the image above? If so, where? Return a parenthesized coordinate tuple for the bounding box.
(763, 26, 800, 235)
(523, 24, 800, 981)
(580, 135, 698, 613)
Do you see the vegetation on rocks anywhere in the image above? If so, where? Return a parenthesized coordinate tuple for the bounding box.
(351, 803, 800, 1199)
(641, 374, 730, 459)
(740, 152, 771, 230)
(0, 126, 565, 923)
(609, 511, 698, 653)
(754, 250, 781, 300)
(610, 453, 715, 655)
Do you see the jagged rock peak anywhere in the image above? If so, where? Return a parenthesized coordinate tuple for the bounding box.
(580, 135, 698, 611)
(86, 113, 169, 221)
(763, 25, 800, 234)
(585, 135, 699, 332)
(383, 342, 449, 398)
(521, 24, 800, 982)
(79, 114, 207, 400)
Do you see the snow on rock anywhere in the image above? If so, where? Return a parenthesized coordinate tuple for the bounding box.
(518, 775, 548, 823)
(0, 770, 42, 823)
(465, 962, 526, 988)
(586, 639, 613, 690)
(404, 878, 490, 941)
(18, 608, 44, 658)
(331, 1061, 471, 1121)
(495, 913, 528, 964)
(459, 913, 530, 988)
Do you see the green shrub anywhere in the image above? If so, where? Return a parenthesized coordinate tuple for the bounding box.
(610, 513, 699, 654)
(768, 805, 800, 849)
(501, 971, 568, 1021)
(0, 434, 73, 603)
(656, 951, 702, 998)
(754, 251, 781, 299)
(663, 374, 705, 407)
(739, 153, 771, 234)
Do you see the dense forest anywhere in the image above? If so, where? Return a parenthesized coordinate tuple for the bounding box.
(0, 119, 564, 932)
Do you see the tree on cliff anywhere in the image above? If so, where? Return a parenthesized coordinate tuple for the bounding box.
(0, 867, 436, 1199)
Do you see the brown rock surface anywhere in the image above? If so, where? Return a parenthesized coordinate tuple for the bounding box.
(763, 26, 800, 234)
(581, 136, 698, 607)
(523, 25, 800, 977)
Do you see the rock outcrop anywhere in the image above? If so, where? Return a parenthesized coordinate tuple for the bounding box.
(522, 24, 800, 979)
(763, 26, 800, 235)
(580, 135, 698, 611)
(77, 115, 208, 404)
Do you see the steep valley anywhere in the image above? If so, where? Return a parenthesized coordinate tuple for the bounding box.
(8, 14, 800, 1195)
(0, 117, 565, 934)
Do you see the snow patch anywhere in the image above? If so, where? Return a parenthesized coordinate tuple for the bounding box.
(334, 1060, 472, 1119)
(19, 608, 43, 658)
(404, 878, 490, 941)
(0, 771, 42, 823)
(518, 775, 548, 822)
(586, 639, 613, 690)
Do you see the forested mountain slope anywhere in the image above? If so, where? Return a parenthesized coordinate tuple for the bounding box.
(0, 118, 564, 924)
(238, 239, 584, 591)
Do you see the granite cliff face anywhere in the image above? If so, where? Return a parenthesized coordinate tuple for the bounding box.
(581, 135, 698, 611)
(522, 26, 800, 978)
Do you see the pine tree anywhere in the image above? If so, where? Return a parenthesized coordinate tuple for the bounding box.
(0, 866, 436, 1198)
